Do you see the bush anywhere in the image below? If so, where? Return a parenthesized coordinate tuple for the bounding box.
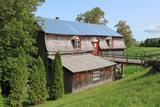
(49, 52, 64, 100)
(28, 57, 48, 105)
(8, 56, 28, 107)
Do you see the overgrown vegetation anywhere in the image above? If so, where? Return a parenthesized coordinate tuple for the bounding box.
(49, 52, 64, 100)
(33, 67, 160, 107)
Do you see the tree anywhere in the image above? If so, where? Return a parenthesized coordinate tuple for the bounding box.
(158, 40, 160, 47)
(143, 38, 160, 47)
(0, 88, 3, 107)
(0, 0, 45, 97)
(0, 0, 46, 106)
(49, 52, 64, 100)
(115, 20, 133, 47)
(28, 57, 48, 105)
(8, 54, 28, 107)
(76, 7, 108, 24)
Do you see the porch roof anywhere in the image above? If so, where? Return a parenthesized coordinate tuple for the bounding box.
(48, 54, 116, 73)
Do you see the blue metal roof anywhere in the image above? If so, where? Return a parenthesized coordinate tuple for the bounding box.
(39, 17, 122, 37)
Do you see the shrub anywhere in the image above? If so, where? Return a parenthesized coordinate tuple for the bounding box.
(28, 57, 48, 105)
(49, 52, 64, 100)
(9, 56, 28, 107)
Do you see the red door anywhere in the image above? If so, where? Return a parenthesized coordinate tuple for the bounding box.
(92, 41, 100, 56)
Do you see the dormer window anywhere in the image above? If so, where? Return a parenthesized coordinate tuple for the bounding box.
(91, 37, 100, 48)
(91, 37, 100, 56)
(71, 36, 81, 49)
(105, 37, 113, 47)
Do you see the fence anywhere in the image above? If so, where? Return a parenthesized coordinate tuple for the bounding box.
(102, 50, 160, 65)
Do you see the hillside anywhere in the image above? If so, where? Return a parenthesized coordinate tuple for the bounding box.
(33, 67, 160, 107)
(124, 47, 160, 56)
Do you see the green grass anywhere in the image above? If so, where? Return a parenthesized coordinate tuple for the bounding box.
(124, 65, 141, 76)
(33, 67, 160, 107)
(124, 46, 160, 56)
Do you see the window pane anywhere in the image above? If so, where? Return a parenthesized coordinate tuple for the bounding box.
(93, 71, 100, 81)
(75, 40, 80, 48)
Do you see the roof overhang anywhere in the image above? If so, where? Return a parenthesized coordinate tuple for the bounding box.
(48, 54, 116, 73)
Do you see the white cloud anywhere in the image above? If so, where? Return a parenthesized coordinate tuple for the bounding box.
(144, 23, 160, 33)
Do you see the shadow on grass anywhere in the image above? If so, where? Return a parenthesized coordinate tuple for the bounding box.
(123, 67, 159, 83)
(133, 68, 160, 80)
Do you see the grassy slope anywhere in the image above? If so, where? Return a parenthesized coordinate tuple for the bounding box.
(32, 47, 160, 107)
(124, 47, 160, 56)
(34, 67, 160, 107)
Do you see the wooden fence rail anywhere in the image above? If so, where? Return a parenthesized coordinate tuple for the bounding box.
(103, 51, 160, 65)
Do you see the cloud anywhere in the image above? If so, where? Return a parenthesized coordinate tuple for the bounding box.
(144, 23, 160, 33)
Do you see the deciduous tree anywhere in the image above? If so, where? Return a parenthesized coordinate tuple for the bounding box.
(76, 7, 108, 24)
(0, 0, 46, 106)
(115, 20, 133, 47)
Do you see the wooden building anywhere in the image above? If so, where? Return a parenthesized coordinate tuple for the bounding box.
(37, 17, 126, 93)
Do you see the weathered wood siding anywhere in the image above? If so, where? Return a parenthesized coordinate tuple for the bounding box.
(72, 66, 115, 93)
(101, 49, 124, 57)
(63, 67, 73, 93)
(44, 34, 125, 55)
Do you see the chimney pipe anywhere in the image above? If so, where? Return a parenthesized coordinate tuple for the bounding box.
(55, 17, 60, 20)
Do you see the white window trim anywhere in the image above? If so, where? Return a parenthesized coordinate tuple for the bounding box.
(106, 37, 113, 48)
(75, 40, 80, 49)
(93, 71, 101, 81)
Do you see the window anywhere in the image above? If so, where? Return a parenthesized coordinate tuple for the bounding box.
(93, 71, 100, 81)
(106, 37, 113, 47)
(75, 40, 80, 48)
(71, 36, 81, 49)
(91, 37, 100, 48)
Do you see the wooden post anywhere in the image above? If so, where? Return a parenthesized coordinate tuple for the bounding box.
(141, 53, 144, 65)
(135, 52, 137, 59)
(121, 64, 124, 77)
(126, 53, 128, 64)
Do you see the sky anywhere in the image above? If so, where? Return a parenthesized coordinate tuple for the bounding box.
(36, 0, 160, 41)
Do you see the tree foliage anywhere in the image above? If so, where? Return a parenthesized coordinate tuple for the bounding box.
(28, 57, 48, 105)
(0, 88, 3, 107)
(76, 7, 108, 24)
(49, 52, 64, 100)
(141, 38, 160, 47)
(8, 54, 28, 107)
(0, 0, 46, 106)
(0, 0, 45, 83)
(115, 20, 134, 47)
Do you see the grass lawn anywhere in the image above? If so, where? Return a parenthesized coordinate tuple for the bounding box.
(124, 46, 160, 56)
(124, 65, 142, 76)
(32, 67, 160, 107)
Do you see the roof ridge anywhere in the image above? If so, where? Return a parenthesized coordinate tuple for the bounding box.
(41, 17, 108, 26)
(38, 16, 122, 37)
